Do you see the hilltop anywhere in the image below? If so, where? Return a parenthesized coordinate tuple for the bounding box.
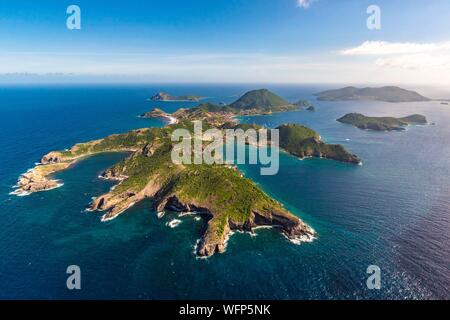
(229, 89, 298, 113)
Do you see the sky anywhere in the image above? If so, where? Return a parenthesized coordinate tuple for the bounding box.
(1, 0, 450, 85)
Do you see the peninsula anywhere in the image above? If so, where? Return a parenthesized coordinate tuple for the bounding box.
(277, 124, 360, 163)
(337, 113, 428, 131)
(139, 108, 178, 124)
(13, 89, 362, 257)
(315, 86, 430, 103)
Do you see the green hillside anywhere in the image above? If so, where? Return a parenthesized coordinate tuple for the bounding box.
(229, 89, 296, 112)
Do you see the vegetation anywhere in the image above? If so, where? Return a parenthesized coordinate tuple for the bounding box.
(91, 134, 289, 244)
(229, 89, 297, 112)
(315, 86, 430, 103)
(337, 113, 428, 131)
(277, 124, 319, 144)
(60, 128, 162, 158)
(142, 90, 302, 128)
(20, 88, 364, 256)
(140, 108, 168, 118)
(150, 92, 203, 102)
(111, 140, 175, 194)
(196, 102, 236, 113)
(277, 124, 361, 164)
(294, 100, 312, 107)
(220, 122, 263, 131)
(176, 164, 279, 222)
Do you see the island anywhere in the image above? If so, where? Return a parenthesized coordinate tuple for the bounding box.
(150, 92, 203, 102)
(228, 89, 298, 114)
(337, 113, 428, 131)
(315, 86, 430, 103)
(12, 89, 362, 257)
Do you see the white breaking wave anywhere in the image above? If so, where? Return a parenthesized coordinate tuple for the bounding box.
(166, 219, 182, 228)
(157, 211, 165, 218)
(9, 182, 64, 197)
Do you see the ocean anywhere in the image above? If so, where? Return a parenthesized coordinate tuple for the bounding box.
(0, 84, 449, 299)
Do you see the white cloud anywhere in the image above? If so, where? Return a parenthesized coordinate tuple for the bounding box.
(297, 0, 315, 9)
(338, 40, 450, 72)
(376, 54, 450, 70)
(340, 41, 450, 56)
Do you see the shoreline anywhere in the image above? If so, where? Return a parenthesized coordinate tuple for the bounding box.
(167, 115, 178, 125)
(139, 113, 178, 125)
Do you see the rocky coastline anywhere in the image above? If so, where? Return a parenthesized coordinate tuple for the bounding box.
(12, 89, 362, 257)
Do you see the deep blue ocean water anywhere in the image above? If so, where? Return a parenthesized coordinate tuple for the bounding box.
(0, 84, 449, 299)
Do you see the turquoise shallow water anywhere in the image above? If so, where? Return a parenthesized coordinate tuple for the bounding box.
(0, 84, 449, 299)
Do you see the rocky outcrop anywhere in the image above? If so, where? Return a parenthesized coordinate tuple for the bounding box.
(88, 168, 316, 257)
(14, 169, 61, 194)
(12, 160, 73, 195)
(89, 177, 163, 221)
(12, 149, 78, 195)
(41, 151, 64, 164)
(298, 138, 361, 164)
(197, 219, 231, 257)
(142, 141, 163, 157)
(13, 146, 102, 195)
(12, 130, 153, 196)
(151, 194, 315, 257)
(196, 206, 315, 257)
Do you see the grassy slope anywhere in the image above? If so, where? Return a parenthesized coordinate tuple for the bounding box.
(229, 89, 297, 112)
(59, 128, 162, 158)
(277, 124, 360, 163)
